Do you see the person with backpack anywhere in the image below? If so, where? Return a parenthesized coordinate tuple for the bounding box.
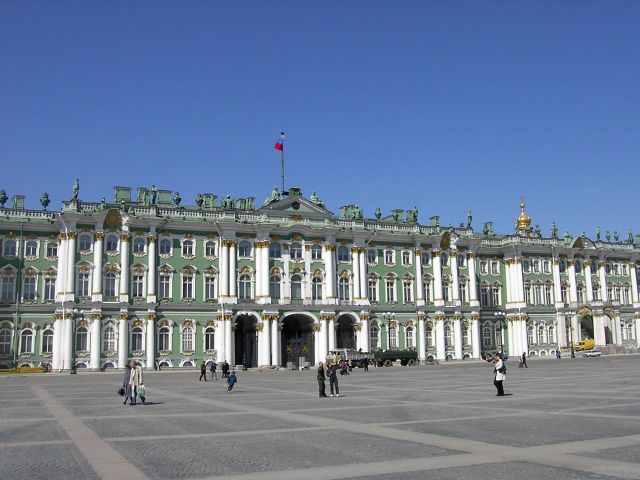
(493, 354, 506, 396)
(210, 360, 218, 381)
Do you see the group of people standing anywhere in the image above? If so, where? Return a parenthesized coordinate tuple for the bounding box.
(317, 361, 341, 398)
(122, 361, 145, 405)
(199, 360, 237, 392)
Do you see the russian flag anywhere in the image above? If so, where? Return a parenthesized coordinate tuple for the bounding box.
(274, 141, 283, 151)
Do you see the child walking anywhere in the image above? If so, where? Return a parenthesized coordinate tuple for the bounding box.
(227, 370, 238, 392)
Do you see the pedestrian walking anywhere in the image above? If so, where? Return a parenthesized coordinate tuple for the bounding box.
(328, 362, 340, 397)
(122, 361, 133, 405)
(363, 357, 369, 373)
(129, 361, 143, 405)
(222, 360, 230, 379)
(555, 349, 561, 359)
(227, 370, 238, 392)
(134, 362, 146, 404)
(493, 354, 506, 396)
(210, 360, 218, 381)
(317, 362, 327, 397)
(199, 361, 207, 381)
(520, 352, 528, 368)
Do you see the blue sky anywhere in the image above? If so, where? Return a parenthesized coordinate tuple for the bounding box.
(1, 1, 639, 239)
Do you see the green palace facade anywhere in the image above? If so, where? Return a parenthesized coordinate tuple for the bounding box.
(0, 185, 639, 371)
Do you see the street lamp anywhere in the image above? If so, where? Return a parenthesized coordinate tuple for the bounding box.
(70, 308, 79, 374)
(568, 319, 576, 358)
(494, 311, 506, 355)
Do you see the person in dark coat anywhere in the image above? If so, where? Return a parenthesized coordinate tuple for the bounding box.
(199, 361, 207, 381)
(221, 360, 230, 379)
(363, 357, 369, 373)
(122, 361, 132, 405)
(227, 370, 238, 392)
(328, 362, 340, 397)
(210, 361, 218, 381)
(317, 362, 327, 397)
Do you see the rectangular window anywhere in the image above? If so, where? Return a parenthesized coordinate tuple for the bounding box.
(77, 273, 90, 297)
(491, 286, 500, 306)
(406, 328, 414, 348)
(132, 275, 144, 298)
(368, 279, 377, 302)
(490, 261, 499, 275)
(44, 277, 56, 301)
(182, 275, 194, 299)
(386, 280, 395, 303)
(159, 274, 171, 299)
(389, 327, 397, 349)
(480, 286, 489, 306)
(23, 277, 36, 301)
(46, 242, 58, 258)
(204, 277, 216, 300)
(403, 282, 412, 303)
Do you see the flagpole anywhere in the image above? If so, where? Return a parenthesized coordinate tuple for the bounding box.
(279, 131, 285, 194)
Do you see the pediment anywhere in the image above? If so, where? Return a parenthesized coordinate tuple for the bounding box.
(261, 196, 334, 218)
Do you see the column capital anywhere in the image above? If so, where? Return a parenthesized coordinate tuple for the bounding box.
(94, 232, 105, 241)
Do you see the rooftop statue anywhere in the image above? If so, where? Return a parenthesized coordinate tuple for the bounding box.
(596, 226, 601, 241)
(563, 231, 573, 246)
(72, 179, 80, 200)
(551, 222, 558, 239)
(534, 224, 541, 237)
(173, 191, 182, 206)
(222, 195, 234, 209)
(138, 188, 148, 206)
(406, 206, 418, 223)
(374, 207, 382, 220)
(467, 210, 473, 229)
(195, 193, 204, 208)
(606, 230, 611, 242)
(40, 192, 50, 210)
(627, 230, 634, 244)
(483, 222, 493, 237)
(263, 186, 281, 207)
(0, 189, 7, 208)
(100, 197, 106, 209)
(310, 191, 325, 208)
(614, 231, 619, 242)
(150, 185, 158, 205)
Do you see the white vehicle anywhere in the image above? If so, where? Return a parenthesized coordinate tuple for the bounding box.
(582, 349, 602, 357)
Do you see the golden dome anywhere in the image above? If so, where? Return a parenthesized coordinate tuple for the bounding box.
(516, 197, 531, 230)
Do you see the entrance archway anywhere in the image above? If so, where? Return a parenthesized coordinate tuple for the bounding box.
(234, 315, 258, 368)
(336, 315, 356, 350)
(603, 315, 614, 345)
(580, 315, 594, 341)
(281, 315, 315, 368)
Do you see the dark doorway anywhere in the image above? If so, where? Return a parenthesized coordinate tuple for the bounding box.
(281, 315, 314, 368)
(580, 316, 594, 340)
(336, 315, 356, 350)
(603, 316, 614, 345)
(234, 315, 258, 368)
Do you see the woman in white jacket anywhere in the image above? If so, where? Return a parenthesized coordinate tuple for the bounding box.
(129, 362, 144, 405)
(493, 355, 506, 396)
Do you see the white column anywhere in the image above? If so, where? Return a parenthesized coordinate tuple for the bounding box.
(319, 318, 328, 360)
(599, 260, 608, 302)
(584, 260, 594, 302)
(262, 241, 270, 302)
(552, 257, 563, 306)
(359, 248, 367, 302)
(52, 315, 62, 370)
(56, 235, 67, 302)
(415, 249, 424, 305)
(119, 233, 130, 302)
(118, 315, 128, 369)
(635, 317, 640, 348)
(90, 315, 100, 370)
(568, 259, 578, 305)
(351, 247, 360, 301)
(418, 316, 426, 360)
(261, 317, 271, 366)
(504, 260, 514, 304)
(453, 318, 462, 359)
(255, 242, 262, 299)
(630, 264, 639, 305)
(432, 250, 443, 306)
(557, 313, 567, 347)
(360, 316, 369, 351)
(66, 232, 77, 300)
(323, 243, 336, 303)
(514, 258, 525, 305)
(224, 317, 233, 364)
(92, 232, 104, 302)
(63, 317, 72, 371)
(328, 316, 336, 351)
(471, 317, 481, 359)
(594, 314, 606, 346)
(228, 240, 237, 299)
(451, 250, 460, 302)
(215, 315, 224, 363)
(314, 324, 321, 365)
(468, 253, 479, 306)
(146, 314, 155, 370)
(614, 315, 623, 345)
(435, 318, 445, 360)
(147, 235, 157, 303)
(271, 319, 280, 366)
(219, 240, 228, 298)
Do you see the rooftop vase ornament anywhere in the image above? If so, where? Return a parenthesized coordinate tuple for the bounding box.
(40, 192, 50, 210)
(0, 189, 7, 208)
(72, 179, 80, 200)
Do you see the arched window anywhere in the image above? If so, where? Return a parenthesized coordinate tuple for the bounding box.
(3, 239, 16, 257)
(425, 327, 433, 347)
(338, 276, 350, 301)
(75, 326, 88, 351)
(0, 328, 11, 353)
(105, 235, 118, 253)
(159, 238, 172, 255)
(406, 327, 414, 348)
(291, 274, 302, 299)
(46, 241, 58, 258)
(269, 275, 281, 300)
(389, 325, 397, 349)
(131, 326, 143, 352)
(482, 324, 493, 348)
(42, 328, 53, 353)
(78, 235, 92, 251)
(102, 325, 116, 352)
(403, 278, 413, 303)
(385, 276, 396, 302)
(239, 274, 252, 299)
(421, 252, 430, 266)
(369, 324, 379, 351)
(444, 324, 453, 348)
(204, 327, 215, 350)
(133, 237, 146, 254)
(548, 325, 556, 344)
(182, 239, 194, 257)
(269, 242, 281, 258)
(20, 329, 33, 353)
(312, 276, 323, 300)
(384, 249, 394, 265)
(238, 240, 252, 258)
(290, 242, 302, 260)
(402, 251, 411, 266)
(205, 241, 216, 257)
(311, 244, 322, 260)
(528, 325, 535, 345)
(25, 240, 38, 257)
(367, 248, 377, 264)
(491, 283, 501, 306)
(337, 245, 349, 262)
(368, 275, 378, 302)
(537, 325, 546, 344)
(423, 276, 432, 303)
(158, 326, 170, 351)
(181, 327, 194, 352)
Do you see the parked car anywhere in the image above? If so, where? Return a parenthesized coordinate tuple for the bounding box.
(582, 349, 602, 357)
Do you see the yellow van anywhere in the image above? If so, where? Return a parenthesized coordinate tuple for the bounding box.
(573, 339, 595, 351)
